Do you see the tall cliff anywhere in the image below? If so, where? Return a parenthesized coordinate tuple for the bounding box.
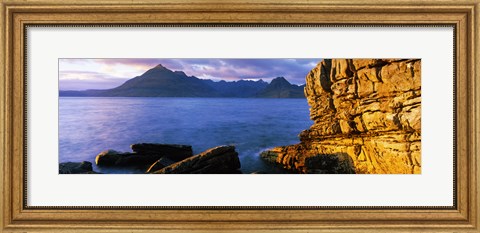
(261, 59, 421, 174)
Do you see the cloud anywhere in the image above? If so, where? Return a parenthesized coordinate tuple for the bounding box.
(59, 70, 128, 90)
(59, 58, 322, 90)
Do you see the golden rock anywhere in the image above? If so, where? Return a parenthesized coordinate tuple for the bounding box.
(260, 59, 422, 174)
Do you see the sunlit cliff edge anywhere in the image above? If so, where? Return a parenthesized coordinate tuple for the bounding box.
(261, 59, 421, 174)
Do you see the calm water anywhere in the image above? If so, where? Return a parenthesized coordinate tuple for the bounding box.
(59, 97, 312, 174)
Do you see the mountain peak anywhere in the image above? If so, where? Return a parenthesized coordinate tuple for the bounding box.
(60, 64, 305, 98)
(255, 77, 305, 98)
(270, 77, 291, 85)
(153, 64, 168, 70)
(174, 71, 187, 76)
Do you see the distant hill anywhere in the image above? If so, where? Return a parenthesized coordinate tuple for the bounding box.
(255, 77, 305, 98)
(75, 64, 220, 97)
(60, 64, 305, 98)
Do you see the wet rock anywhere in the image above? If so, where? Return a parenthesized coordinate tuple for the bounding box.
(95, 150, 131, 166)
(95, 149, 162, 167)
(152, 146, 241, 174)
(59, 161, 99, 174)
(130, 143, 193, 161)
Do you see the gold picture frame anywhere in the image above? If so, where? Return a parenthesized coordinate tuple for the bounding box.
(1, 0, 479, 232)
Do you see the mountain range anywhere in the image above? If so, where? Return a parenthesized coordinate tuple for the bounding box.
(60, 64, 305, 98)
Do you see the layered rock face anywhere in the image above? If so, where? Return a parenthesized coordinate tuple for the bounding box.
(261, 59, 421, 174)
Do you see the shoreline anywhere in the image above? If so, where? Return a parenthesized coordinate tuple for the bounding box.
(59, 143, 292, 174)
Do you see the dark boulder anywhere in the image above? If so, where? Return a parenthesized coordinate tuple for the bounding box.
(130, 143, 193, 161)
(59, 161, 99, 174)
(95, 150, 162, 167)
(95, 150, 132, 166)
(152, 146, 241, 174)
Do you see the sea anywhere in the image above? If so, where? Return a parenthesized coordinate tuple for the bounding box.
(59, 97, 313, 174)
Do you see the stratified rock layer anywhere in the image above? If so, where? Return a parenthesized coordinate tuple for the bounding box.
(261, 59, 421, 174)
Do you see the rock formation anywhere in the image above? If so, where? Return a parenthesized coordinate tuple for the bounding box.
(151, 146, 241, 174)
(91, 143, 241, 174)
(146, 157, 176, 173)
(261, 59, 421, 174)
(59, 161, 100, 174)
(95, 143, 193, 167)
(130, 143, 193, 161)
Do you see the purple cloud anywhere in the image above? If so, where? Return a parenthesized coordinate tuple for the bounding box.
(59, 70, 128, 90)
(59, 58, 321, 90)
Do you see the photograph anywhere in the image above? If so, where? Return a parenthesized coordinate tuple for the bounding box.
(3, 0, 477, 231)
(58, 58, 421, 174)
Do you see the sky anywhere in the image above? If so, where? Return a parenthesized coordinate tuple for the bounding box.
(59, 58, 322, 91)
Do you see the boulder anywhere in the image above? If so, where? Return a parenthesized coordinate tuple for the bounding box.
(95, 150, 132, 166)
(152, 146, 241, 174)
(59, 161, 99, 174)
(95, 149, 162, 167)
(130, 143, 193, 161)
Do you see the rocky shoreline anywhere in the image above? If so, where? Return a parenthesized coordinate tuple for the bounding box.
(60, 143, 243, 174)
